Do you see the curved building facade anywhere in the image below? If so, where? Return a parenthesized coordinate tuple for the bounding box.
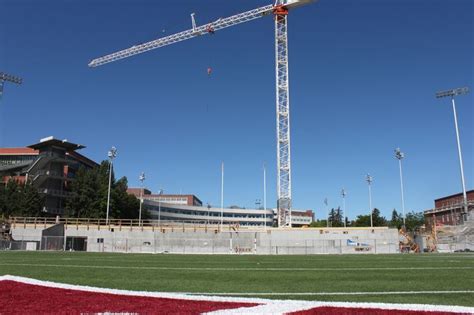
(144, 200, 274, 227)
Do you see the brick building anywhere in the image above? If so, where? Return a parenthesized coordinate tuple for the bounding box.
(424, 190, 474, 229)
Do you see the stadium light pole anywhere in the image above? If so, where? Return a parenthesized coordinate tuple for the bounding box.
(221, 162, 224, 229)
(263, 163, 267, 230)
(341, 188, 347, 228)
(139, 172, 145, 227)
(324, 198, 329, 228)
(366, 174, 373, 227)
(394, 148, 406, 227)
(436, 87, 470, 218)
(106, 146, 117, 225)
(158, 188, 163, 226)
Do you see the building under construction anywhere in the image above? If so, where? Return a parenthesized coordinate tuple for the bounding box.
(424, 190, 474, 229)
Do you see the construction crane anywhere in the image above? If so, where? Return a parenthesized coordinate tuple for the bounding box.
(0, 72, 22, 100)
(89, 0, 316, 227)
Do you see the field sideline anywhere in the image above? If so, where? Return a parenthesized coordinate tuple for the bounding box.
(0, 252, 473, 307)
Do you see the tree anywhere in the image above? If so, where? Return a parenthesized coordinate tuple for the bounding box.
(328, 207, 343, 227)
(372, 208, 387, 226)
(389, 209, 403, 230)
(309, 219, 327, 227)
(0, 179, 44, 218)
(353, 214, 371, 227)
(405, 211, 425, 232)
(19, 182, 44, 217)
(65, 161, 140, 220)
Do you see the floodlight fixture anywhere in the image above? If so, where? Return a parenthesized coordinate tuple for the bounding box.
(108, 146, 117, 159)
(0, 72, 22, 85)
(394, 148, 404, 160)
(435, 87, 469, 99)
(366, 174, 373, 185)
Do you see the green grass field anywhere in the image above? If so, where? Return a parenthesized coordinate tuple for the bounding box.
(1, 251, 473, 307)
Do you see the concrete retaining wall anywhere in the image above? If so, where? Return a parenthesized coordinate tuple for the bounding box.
(9, 224, 399, 254)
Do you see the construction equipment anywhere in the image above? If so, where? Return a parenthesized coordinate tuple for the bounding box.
(399, 228, 420, 253)
(0, 72, 22, 100)
(89, 0, 316, 227)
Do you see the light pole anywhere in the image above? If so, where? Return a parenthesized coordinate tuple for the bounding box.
(436, 87, 470, 220)
(221, 162, 224, 229)
(395, 148, 406, 227)
(263, 163, 267, 230)
(366, 174, 373, 227)
(105, 146, 117, 225)
(207, 203, 211, 225)
(341, 188, 347, 228)
(158, 188, 163, 226)
(324, 198, 329, 228)
(139, 172, 145, 227)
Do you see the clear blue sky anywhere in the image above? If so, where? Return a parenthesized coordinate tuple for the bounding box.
(1, 0, 472, 220)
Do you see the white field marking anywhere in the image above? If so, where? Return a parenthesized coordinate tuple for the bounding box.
(187, 290, 474, 296)
(0, 263, 473, 271)
(0, 275, 473, 315)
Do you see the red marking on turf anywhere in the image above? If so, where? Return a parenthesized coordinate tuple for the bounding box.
(0, 280, 258, 315)
(288, 306, 472, 315)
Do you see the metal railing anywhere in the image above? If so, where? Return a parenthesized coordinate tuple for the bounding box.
(8, 217, 253, 232)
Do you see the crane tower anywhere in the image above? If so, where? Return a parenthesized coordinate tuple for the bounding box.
(89, 0, 315, 227)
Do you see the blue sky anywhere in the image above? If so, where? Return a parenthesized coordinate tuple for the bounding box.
(1, 0, 472, 220)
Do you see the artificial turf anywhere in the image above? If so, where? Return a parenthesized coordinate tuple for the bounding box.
(0, 251, 473, 307)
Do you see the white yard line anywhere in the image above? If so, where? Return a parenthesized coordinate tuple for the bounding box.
(0, 263, 472, 271)
(1, 275, 473, 315)
(188, 290, 474, 296)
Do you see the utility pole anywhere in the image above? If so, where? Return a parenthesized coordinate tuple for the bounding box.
(139, 172, 145, 227)
(106, 146, 117, 225)
(395, 148, 406, 227)
(436, 87, 470, 219)
(366, 174, 373, 227)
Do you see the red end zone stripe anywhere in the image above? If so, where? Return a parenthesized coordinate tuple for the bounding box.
(288, 306, 472, 315)
(0, 281, 258, 315)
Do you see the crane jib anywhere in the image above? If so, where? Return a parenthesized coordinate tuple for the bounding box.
(88, 4, 276, 67)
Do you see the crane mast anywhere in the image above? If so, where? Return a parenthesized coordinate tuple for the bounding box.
(89, 0, 315, 227)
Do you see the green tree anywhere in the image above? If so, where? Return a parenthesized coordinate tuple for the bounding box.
(19, 182, 44, 217)
(354, 214, 371, 227)
(389, 209, 403, 230)
(66, 161, 140, 220)
(309, 219, 328, 227)
(328, 207, 343, 227)
(372, 208, 387, 226)
(405, 211, 425, 232)
(0, 179, 43, 218)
